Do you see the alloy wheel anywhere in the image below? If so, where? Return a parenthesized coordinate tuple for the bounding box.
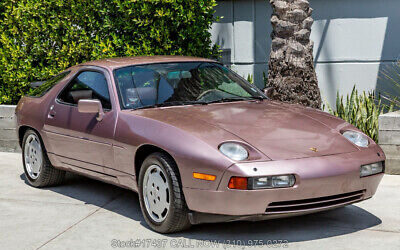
(142, 165, 171, 223)
(24, 134, 43, 179)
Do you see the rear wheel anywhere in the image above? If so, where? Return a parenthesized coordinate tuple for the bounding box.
(22, 129, 65, 187)
(138, 152, 191, 233)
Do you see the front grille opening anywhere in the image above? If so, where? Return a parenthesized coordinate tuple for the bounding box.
(265, 190, 365, 214)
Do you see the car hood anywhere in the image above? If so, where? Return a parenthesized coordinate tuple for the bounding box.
(133, 100, 359, 160)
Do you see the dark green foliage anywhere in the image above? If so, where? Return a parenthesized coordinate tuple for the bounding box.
(0, 0, 219, 104)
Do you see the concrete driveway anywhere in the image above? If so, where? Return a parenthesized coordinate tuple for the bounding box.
(0, 152, 399, 250)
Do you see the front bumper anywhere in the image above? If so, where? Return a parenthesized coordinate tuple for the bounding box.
(183, 147, 385, 220)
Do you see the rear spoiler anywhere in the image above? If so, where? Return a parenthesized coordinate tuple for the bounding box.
(30, 81, 45, 88)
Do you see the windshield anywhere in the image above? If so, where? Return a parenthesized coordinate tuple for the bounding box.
(114, 62, 266, 109)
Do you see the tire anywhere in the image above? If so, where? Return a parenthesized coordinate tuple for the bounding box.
(138, 152, 191, 233)
(22, 129, 65, 187)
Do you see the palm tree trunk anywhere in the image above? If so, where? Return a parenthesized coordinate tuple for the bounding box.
(267, 0, 321, 109)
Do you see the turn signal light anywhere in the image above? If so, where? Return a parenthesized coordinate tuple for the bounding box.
(193, 172, 216, 181)
(228, 177, 248, 190)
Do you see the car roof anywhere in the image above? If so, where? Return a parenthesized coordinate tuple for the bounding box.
(77, 55, 218, 70)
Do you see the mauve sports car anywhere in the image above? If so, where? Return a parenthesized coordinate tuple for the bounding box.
(16, 56, 385, 233)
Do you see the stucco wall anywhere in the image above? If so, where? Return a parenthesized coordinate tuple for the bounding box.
(0, 105, 19, 152)
(211, 0, 400, 105)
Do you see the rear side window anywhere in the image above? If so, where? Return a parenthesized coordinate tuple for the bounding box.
(28, 71, 70, 97)
(58, 71, 112, 109)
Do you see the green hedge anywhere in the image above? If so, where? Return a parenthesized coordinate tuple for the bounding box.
(0, 0, 219, 104)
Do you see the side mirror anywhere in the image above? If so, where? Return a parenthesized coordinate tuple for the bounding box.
(78, 99, 104, 121)
(263, 87, 275, 99)
(30, 81, 45, 88)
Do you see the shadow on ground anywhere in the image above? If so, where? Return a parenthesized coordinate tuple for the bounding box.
(20, 173, 381, 246)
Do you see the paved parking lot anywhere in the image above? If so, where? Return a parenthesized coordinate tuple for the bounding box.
(0, 152, 399, 250)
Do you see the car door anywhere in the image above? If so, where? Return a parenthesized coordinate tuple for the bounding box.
(43, 66, 117, 173)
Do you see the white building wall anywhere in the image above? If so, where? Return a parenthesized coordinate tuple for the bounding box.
(211, 0, 400, 105)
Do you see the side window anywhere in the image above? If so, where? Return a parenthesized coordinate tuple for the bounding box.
(58, 71, 112, 109)
(28, 71, 70, 97)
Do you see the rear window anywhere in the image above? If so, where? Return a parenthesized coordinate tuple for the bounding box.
(28, 71, 70, 97)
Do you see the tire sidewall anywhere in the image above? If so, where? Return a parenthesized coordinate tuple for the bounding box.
(138, 153, 181, 233)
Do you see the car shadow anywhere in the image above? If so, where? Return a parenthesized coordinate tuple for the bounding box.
(20, 173, 382, 245)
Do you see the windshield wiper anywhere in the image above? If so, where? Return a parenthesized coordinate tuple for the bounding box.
(205, 97, 264, 104)
(250, 96, 266, 100)
(133, 97, 264, 110)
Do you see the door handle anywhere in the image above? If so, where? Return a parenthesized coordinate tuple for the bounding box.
(48, 105, 56, 118)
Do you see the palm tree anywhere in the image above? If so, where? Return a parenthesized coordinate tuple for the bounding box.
(267, 0, 321, 109)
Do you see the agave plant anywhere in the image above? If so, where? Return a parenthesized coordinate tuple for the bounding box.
(324, 86, 394, 142)
(246, 72, 268, 86)
(246, 74, 254, 84)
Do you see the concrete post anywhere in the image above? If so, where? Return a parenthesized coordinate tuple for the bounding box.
(379, 111, 400, 174)
(0, 105, 19, 152)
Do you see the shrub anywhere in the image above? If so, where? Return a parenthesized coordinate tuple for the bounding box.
(324, 86, 394, 142)
(0, 0, 219, 104)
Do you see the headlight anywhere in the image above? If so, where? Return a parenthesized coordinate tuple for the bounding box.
(250, 175, 296, 189)
(342, 131, 369, 147)
(219, 142, 249, 161)
(360, 162, 384, 177)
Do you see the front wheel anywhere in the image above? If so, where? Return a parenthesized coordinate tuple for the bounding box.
(138, 152, 191, 233)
